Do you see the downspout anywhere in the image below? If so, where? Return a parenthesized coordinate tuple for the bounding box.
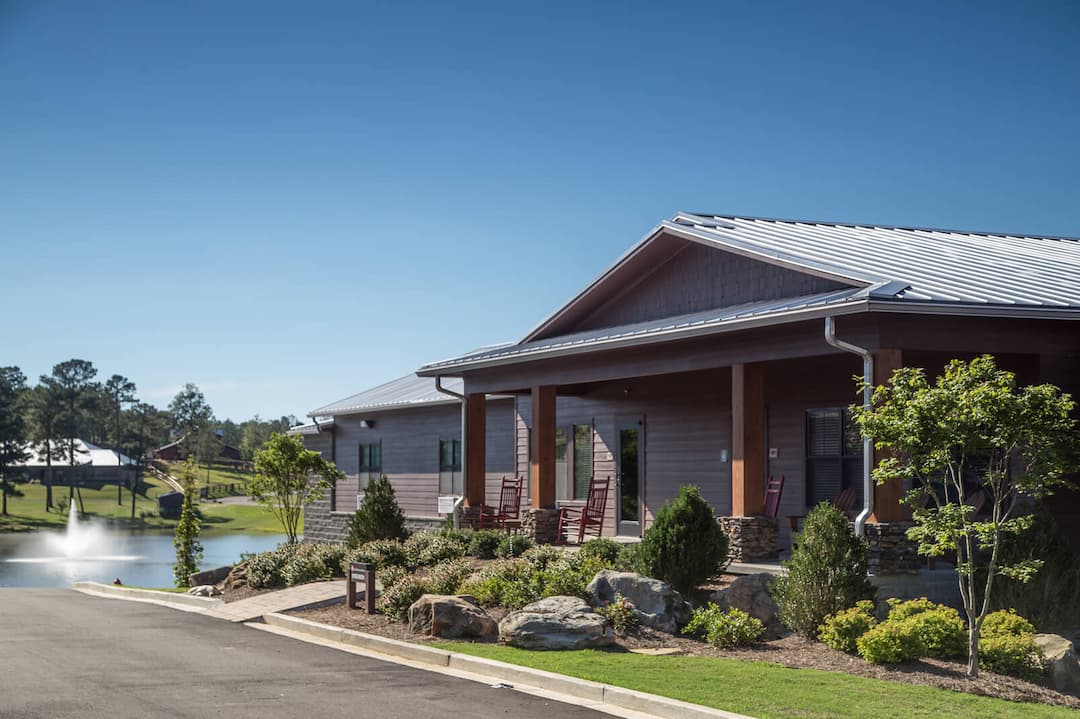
(824, 316, 874, 537)
(434, 377, 468, 529)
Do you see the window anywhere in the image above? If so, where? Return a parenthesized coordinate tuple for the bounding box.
(358, 441, 381, 490)
(438, 439, 462, 495)
(805, 408, 862, 507)
(555, 428, 569, 500)
(573, 424, 593, 500)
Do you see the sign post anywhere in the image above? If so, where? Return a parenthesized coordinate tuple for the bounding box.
(347, 562, 376, 613)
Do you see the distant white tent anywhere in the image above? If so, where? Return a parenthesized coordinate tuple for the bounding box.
(15, 439, 136, 469)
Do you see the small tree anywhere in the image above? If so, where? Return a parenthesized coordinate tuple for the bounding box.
(636, 484, 728, 594)
(347, 474, 407, 547)
(854, 355, 1078, 678)
(771, 502, 875, 636)
(0, 367, 29, 516)
(173, 459, 203, 588)
(251, 433, 343, 544)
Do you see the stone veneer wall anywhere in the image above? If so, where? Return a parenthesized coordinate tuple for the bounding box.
(302, 496, 350, 544)
(719, 516, 779, 562)
(521, 508, 560, 544)
(865, 521, 920, 575)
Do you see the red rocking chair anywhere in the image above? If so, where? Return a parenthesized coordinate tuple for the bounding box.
(477, 476, 523, 532)
(556, 476, 610, 545)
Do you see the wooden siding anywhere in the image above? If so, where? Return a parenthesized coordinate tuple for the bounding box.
(301, 433, 333, 461)
(327, 399, 515, 517)
(577, 242, 850, 332)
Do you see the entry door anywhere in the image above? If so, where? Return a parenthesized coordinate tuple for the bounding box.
(616, 418, 643, 536)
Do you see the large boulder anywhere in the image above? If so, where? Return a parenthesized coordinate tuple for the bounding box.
(1035, 634, 1080, 696)
(189, 565, 232, 587)
(499, 596, 614, 650)
(709, 573, 785, 640)
(187, 585, 223, 597)
(585, 570, 690, 633)
(408, 595, 497, 640)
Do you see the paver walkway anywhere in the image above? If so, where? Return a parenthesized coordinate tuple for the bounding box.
(207, 579, 346, 622)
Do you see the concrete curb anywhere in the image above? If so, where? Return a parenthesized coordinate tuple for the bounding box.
(261, 613, 752, 719)
(72, 582, 225, 610)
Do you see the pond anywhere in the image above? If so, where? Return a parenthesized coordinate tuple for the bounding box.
(0, 529, 287, 589)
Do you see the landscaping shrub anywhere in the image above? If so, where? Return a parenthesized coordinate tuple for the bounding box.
(377, 574, 429, 621)
(466, 529, 504, 559)
(245, 542, 346, 588)
(977, 609, 1045, 680)
(595, 593, 638, 632)
(345, 539, 407, 570)
(682, 604, 764, 648)
(347, 474, 407, 547)
(987, 508, 1080, 633)
(439, 527, 473, 546)
(771, 502, 875, 637)
(404, 531, 467, 566)
(885, 599, 965, 659)
(636, 485, 728, 593)
(521, 544, 563, 570)
(378, 564, 409, 590)
(542, 555, 608, 598)
(819, 600, 877, 653)
(246, 544, 294, 588)
(616, 542, 645, 573)
(495, 533, 534, 559)
(856, 620, 927, 664)
(459, 559, 536, 608)
(425, 558, 472, 595)
(577, 537, 622, 565)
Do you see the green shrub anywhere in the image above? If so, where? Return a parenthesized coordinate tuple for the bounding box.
(885, 597, 938, 621)
(404, 531, 468, 566)
(978, 633, 1046, 681)
(495, 533, 534, 559)
(245, 543, 346, 588)
(595, 593, 638, 632)
(467, 530, 504, 559)
(245, 544, 294, 588)
(682, 604, 764, 648)
(425, 558, 472, 595)
(377, 574, 429, 621)
(378, 564, 409, 590)
(771, 503, 875, 637)
(616, 542, 645, 573)
(819, 600, 877, 653)
(439, 527, 473, 545)
(882, 599, 965, 659)
(981, 609, 1037, 638)
(856, 619, 927, 664)
(521, 545, 563, 570)
(347, 474, 408, 547)
(345, 539, 407, 570)
(459, 559, 534, 608)
(636, 485, 728, 593)
(578, 538, 622, 565)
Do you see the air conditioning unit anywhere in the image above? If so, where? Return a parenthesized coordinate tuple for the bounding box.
(356, 493, 365, 510)
(437, 495, 460, 515)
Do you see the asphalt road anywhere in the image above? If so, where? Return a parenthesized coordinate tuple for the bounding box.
(0, 589, 608, 719)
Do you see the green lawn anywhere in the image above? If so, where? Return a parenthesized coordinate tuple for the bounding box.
(160, 461, 253, 489)
(434, 644, 1073, 719)
(0, 480, 290, 535)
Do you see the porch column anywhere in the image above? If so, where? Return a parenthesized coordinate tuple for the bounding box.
(870, 349, 908, 522)
(530, 385, 556, 508)
(731, 363, 766, 516)
(464, 393, 486, 507)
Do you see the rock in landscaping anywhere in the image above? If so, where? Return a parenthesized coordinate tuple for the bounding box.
(1035, 633, 1080, 695)
(499, 595, 614, 650)
(709, 573, 785, 640)
(188, 565, 233, 587)
(220, 564, 249, 590)
(407, 594, 497, 640)
(585, 570, 691, 633)
(187, 585, 223, 597)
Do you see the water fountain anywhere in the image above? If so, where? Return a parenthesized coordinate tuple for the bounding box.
(6, 500, 140, 567)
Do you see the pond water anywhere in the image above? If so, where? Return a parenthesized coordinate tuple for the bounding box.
(0, 529, 286, 589)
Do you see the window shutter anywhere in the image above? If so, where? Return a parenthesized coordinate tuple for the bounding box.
(573, 424, 593, 500)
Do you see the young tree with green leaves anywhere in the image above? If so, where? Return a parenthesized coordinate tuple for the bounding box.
(169, 382, 214, 458)
(27, 384, 64, 510)
(103, 374, 136, 504)
(173, 459, 203, 587)
(854, 355, 1078, 678)
(251, 433, 343, 544)
(347, 474, 407, 547)
(0, 367, 30, 516)
(42, 359, 99, 508)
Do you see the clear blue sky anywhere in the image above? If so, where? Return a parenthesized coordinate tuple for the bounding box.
(2, 1, 1078, 421)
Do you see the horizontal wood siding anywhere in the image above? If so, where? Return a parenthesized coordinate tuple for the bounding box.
(578, 243, 850, 332)
(299, 433, 333, 461)
(329, 399, 515, 517)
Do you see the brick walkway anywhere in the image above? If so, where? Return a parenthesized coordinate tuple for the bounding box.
(208, 580, 347, 623)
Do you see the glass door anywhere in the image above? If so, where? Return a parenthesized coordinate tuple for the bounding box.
(616, 418, 643, 536)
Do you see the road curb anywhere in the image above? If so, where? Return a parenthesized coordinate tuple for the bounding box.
(72, 581, 225, 610)
(261, 612, 752, 719)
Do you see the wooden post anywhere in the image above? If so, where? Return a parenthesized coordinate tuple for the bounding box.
(465, 393, 487, 507)
(731, 363, 766, 517)
(530, 385, 556, 508)
(870, 349, 908, 522)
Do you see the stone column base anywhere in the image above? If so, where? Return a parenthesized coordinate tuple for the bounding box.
(521, 508, 560, 544)
(458, 505, 482, 530)
(719, 516, 778, 562)
(865, 521, 920, 575)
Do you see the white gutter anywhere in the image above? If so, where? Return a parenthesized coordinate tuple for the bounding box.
(434, 377, 468, 529)
(823, 316, 873, 536)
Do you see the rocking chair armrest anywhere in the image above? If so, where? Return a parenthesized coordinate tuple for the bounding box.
(557, 505, 584, 520)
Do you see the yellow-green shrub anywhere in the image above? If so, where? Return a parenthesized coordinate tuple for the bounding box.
(819, 600, 876, 653)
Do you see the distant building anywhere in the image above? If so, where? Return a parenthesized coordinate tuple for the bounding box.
(153, 437, 243, 462)
(14, 439, 136, 485)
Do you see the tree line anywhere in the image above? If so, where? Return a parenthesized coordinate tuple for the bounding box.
(0, 358, 298, 514)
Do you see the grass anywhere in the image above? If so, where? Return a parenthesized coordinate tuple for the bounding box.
(433, 644, 1074, 719)
(160, 461, 253, 489)
(0, 480, 291, 535)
